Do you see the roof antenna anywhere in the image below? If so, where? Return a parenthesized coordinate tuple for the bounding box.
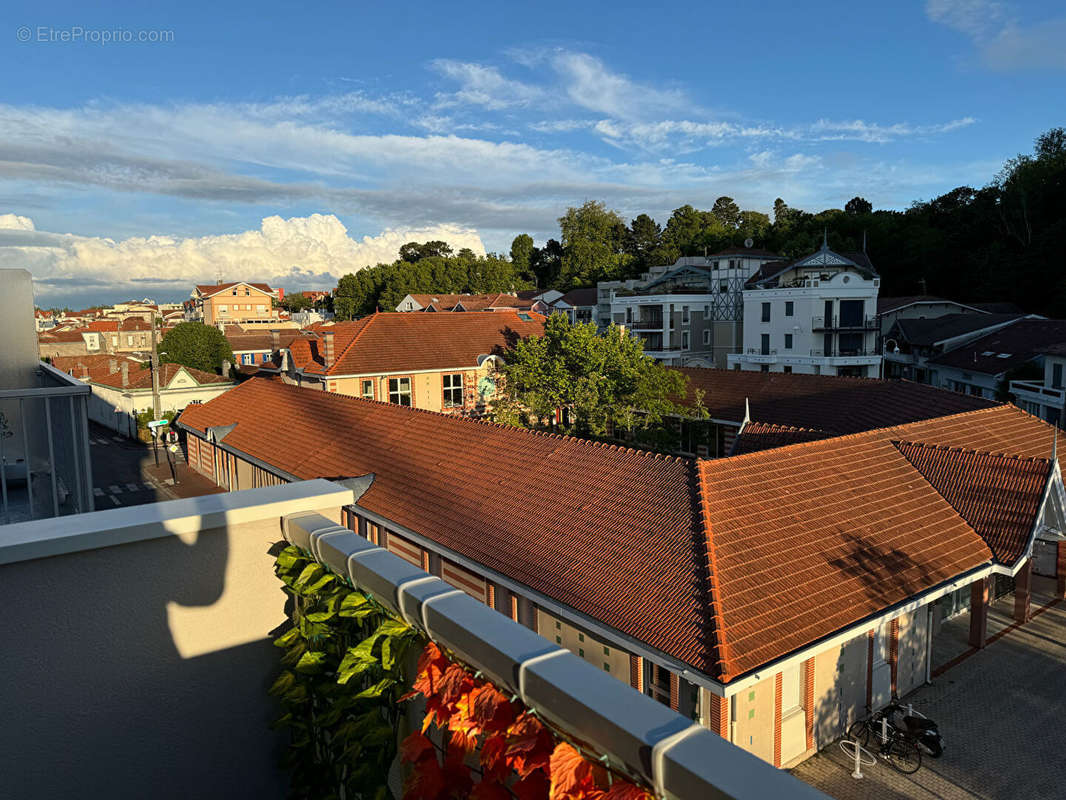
(1054, 426, 1058, 463)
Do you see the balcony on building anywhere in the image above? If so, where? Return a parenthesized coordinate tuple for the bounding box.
(2, 269, 94, 525)
(1010, 379, 1066, 426)
(0, 480, 827, 800)
(811, 315, 879, 331)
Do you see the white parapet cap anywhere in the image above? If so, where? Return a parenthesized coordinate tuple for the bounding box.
(282, 511, 830, 800)
(0, 480, 354, 565)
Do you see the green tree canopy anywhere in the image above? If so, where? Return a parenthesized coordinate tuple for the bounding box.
(510, 233, 535, 278)
(492, 315, 692, 447)
(844, 196, 873, 215)
(557, 201, 631, 289)
(158, 322, 234, 375)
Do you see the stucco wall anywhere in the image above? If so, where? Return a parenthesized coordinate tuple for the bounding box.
(732, 676, 776, 763)
(536, 609, 632, 684)
(0, 511, 314, 799)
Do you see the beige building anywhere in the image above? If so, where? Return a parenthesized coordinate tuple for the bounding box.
(189, 282, 280, 326)
(286, 311, 546, 414)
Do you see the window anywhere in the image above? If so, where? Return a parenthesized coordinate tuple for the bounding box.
(682, 305, 690, 324)
(719, 281, 728, 294)
(244, 288, 250, 296)
(218, 305, 228, 314)
(361, 380, 375, 400)
(1054, 363, 1063, 390)
(577, 633, 584, 642)
(760, 364, 770, 373)
(603, 663, 610, 672)
(603, 646, 610, 655)
(784, 333, 793, 350)
(783, 366, 793, 374)
(761, 302, 771, 323)
(555, 621, 561, 630)
(232, 289, 237, 295)
(555, 636, 562, 644)
(578, 648, 584, 658)
(703, 329, 711, 346)
(682, 331, 690, 350)
(388, 377, 412, 406)
(760, 333, 770, 355)
(703, 305, 710, 319)
(442, 373, 463, 408)
(784, 301, 794, 317)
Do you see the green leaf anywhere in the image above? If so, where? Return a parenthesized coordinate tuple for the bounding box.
(354, 678, 395, 700)
(336, 646, 377, 685)
(305, 572, 337, 595)
(337, 591, 369, 617)
(293, 563, 324, 591)
(275, 546, 305, 571)
(273, 626, 302, 648)
(294, 650, 329, 674)
(279, 640, 308, 668)
(268, 670, 296, 696)
(283, 683, 309, 704)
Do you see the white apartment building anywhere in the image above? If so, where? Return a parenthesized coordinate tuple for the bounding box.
(597, 248, 782, 368)
(728, 241, 881, 377)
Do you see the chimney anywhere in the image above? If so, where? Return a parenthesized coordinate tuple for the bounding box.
(322, 331, 335, 368)
(121, 361, 129, 387)
(77, 362, 88, 379)
(109, 358, 118, 373)
(271, 329, 280, 352)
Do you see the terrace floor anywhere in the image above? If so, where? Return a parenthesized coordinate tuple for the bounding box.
(792, 578, 1066, 799)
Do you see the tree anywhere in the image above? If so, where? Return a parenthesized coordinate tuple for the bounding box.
(492, 315, 692, 448)
(399, 240, 454, 263)
(280, 293, 313, 312)
(845, 196, 873, 215)
(662, 205, 705, 256)
(510, 234, 535, 276)
(710, 196, 742, 230)
(531, 239, 564, 289)
(557, 201, 629, 289)
(158, 322, 234, 375)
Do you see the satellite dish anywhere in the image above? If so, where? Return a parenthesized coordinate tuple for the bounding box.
(744, 238, 754, 248)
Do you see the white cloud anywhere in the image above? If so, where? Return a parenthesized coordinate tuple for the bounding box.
(0, 213, 486, 296)
(926, 1, 1066, 70)
(548, 51, 689, 120)
(431, 60, 543, 110)
(809, 117, 977, 143)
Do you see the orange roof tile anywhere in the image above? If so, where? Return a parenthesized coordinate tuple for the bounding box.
(195, 281, 273, 297)
(86, 361, 232, 390)
(405, 292, 535, 312)
(178, 379, 1060, 683)
(298, 311, 545, 376)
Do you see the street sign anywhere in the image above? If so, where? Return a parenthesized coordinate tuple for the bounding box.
(168, 444, 179, 453)
(147, 419, 169, 429)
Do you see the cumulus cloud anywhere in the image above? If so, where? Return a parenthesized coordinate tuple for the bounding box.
(0, 213, 485, 298)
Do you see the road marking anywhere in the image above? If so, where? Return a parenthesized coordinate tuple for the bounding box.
(92, 487, 104, 496)
(110, 495, 121, 506)
(125, 483, 139, 492)
(109, 484, 122, 494)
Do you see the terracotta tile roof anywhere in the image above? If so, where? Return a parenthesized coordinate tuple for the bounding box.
(299, 311, 546, 376)
(929, 319, 1066, 374)
(405, 292, 535, 312)
(177, 379, 708, 669)
(195, 281, 273, 297)
(730, 422, 833, 455)
(177, 380, 1058, 683)
(87, 320, 119, 332)
(225, 330, 303, 352)
(39, 328, 90, 343)
(119, 317, 152, 331)
(52, 354, 139, 374)
(698, 432, 992, 680)
(86, 361, 232, 390)
(675, 368, 995, 430)
(893, 441, 1051, 564)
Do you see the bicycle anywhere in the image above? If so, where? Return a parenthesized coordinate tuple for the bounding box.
(847, 710, 922, 774)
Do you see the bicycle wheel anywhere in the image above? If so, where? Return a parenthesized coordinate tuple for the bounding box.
(888, 738, 921, 774)
(846, 719, 870, 747)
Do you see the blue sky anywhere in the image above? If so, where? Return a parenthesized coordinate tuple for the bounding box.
(2, 0, 1064, 305)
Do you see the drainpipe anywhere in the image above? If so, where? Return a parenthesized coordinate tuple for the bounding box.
(924, 604, 934, 684)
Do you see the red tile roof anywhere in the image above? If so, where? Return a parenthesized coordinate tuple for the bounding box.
(405, 292, 536, 312)
(87, 320, 119, 332)
(38, 328, 90, 343)
(893, 441, 1051, 564)
(86, 361, 232, 390)
(119, 317, 152, 331)
(730, 422, 833, 455)
(195, 281, 273, 297)
(177, 380, 1058, 683)
(297, 311, 546, 376)
(675, 368, 995, 430)
(178, 379, 706, 668)
(556, 288, 599, 307)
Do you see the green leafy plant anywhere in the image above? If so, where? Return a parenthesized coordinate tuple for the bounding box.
(270, 544, 425, 799)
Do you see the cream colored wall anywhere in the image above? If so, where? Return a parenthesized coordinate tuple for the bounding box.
(732, 676, 776, 763)
(0, 515, 292, 798)
(812, 634, 867, 749)
(204, 289, 274, 325)
(535, 609, 631, 683)
(323, 368, 493, 413)
(897, 610, 929, 697)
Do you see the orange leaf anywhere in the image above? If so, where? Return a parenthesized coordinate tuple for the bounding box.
(602, 783, 653, 800)
(479, 733, 509, 782)
(400, 731, 436, 765)
(471, 684, 517, 733)
(505, 713, 553, 778)
(403, 751, 445, 800)
(437, 664, 473, 705)
(548, 742, 600, 799)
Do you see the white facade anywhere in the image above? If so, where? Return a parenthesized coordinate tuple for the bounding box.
(728, 245, 881, 377)
(84, 368, 234, 436)
(1011, 350, 1066, 426)
(598, 251, 781, 368)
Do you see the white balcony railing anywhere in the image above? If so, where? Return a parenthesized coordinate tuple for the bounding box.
(1009, 380, 1066, 408)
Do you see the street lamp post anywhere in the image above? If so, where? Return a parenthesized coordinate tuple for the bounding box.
(880, 338, 900, 380)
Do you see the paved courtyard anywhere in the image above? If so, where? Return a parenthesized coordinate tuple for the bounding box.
(793, 580, 1066, 799)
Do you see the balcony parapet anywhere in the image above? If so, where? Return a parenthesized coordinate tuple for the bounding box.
(283, 512, 829, 800)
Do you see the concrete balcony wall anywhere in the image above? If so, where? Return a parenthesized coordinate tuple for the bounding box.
(0, 480, 352, 800)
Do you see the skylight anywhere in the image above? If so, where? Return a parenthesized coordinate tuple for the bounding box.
(996, 353, 1012, 358)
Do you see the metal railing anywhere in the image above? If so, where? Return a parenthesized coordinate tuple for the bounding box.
(1009, 380, 1066, 405)
(810, 347, 876, 357)
(811, 316, 878, 331)
(0, 363, 93, 525)
(747, 348, 777, 355)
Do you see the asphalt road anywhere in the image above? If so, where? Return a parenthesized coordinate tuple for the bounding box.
(87, 422, 178, 509)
